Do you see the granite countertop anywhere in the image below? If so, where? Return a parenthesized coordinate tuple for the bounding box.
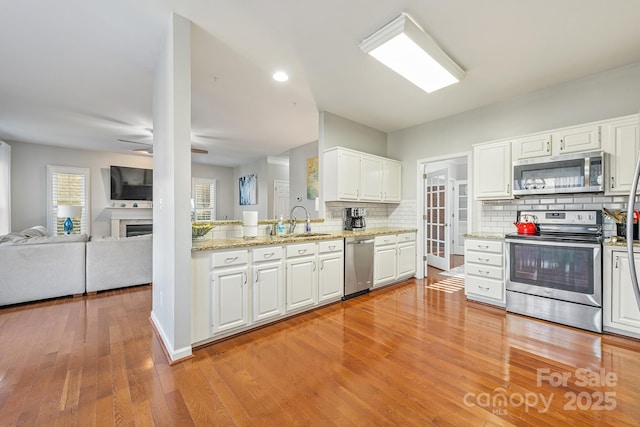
(464, 232, 505, 240)
(603, 237, 640, 247)
(191, 227, 418, 252)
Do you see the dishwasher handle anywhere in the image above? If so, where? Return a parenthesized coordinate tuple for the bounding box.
(347, 239, 374, 245)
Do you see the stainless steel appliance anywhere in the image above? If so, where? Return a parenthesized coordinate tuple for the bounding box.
(505, 210, 603, 333)
(343, 207, 367, 231)
(512, 151, 604, 196)
(624, 151, 640, 324)
(344, 236, 374, 299)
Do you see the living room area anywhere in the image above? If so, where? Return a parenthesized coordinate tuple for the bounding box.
(0, 140, 160, 306)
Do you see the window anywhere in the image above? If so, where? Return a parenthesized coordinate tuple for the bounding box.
(192, 178, 216, 221)
(47, 165, 90, 235)
(0, 141, 10, 235)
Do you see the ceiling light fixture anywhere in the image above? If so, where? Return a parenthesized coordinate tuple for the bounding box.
(272, 71, 289, 82)
(359, 13, 464, 93)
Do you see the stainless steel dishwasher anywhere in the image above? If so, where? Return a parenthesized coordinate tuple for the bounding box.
(344, 236, 374, 299)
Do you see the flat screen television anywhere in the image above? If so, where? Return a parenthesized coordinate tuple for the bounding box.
(110, 165, 153, 201)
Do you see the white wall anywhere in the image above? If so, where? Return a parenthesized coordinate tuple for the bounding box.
(320, 111, 387, 156)
(7, 141, 235, 235)
(267, 161, 288, 219)
(288, 140, 319, 218)
(192, 162, 235, 220)
(389, 62, 640, 198)
(8, 140, 153, 236)
(234, 158, 268, 219)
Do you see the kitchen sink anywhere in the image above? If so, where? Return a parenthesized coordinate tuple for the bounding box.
(273, 232, 331, 239)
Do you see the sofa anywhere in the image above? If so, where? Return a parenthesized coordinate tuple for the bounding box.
(0, 227, 88, 306)
(0, 227, 152, 306)
(86, 233, 152, 293)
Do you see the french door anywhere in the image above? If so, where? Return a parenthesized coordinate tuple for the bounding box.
(453, 180, 468, 255)
(424, 168, 450, 271)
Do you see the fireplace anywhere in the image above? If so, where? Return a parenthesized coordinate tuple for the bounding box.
(126, 223, 153, 237)
(109, 207, 152, 237)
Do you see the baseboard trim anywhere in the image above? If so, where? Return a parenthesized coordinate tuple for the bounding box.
(149, 312, 194, 365)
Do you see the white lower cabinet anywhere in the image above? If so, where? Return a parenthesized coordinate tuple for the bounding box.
(286, 242, 318, 312)
(211, 250, 250, 334)
(397, 233, 417, 280)
(374, 235, 397, 287)
(318, 240, 344, 302)
(252, 246, 284, 323)
(604, 247, 640, 338)
(464, 238, 505, 307)
(373, 232, 417, 288)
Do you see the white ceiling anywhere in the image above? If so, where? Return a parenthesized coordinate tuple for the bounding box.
(2, 1, 640, 167)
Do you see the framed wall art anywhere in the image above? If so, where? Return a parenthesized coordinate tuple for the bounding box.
(306, 156, 318, 199)
(239, 174, 257, 205)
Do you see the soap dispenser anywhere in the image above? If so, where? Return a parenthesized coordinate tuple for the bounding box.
(277, 216, 285, 235)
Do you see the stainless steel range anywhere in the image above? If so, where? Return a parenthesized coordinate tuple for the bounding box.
(505, 210, 603, 333)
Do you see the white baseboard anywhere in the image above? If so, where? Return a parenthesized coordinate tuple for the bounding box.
(150, 311, 193, 362)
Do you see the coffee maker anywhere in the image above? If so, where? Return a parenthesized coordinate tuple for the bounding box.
(344, 207, 367, 231)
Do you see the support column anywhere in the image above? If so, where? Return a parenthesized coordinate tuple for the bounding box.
(149, 13, 192, 362)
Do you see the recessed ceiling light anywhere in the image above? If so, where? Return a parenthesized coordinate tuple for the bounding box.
(273, 71, 289, 82)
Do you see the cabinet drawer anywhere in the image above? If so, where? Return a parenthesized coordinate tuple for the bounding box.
(465, 251, 502, 267)
(253, 246, 283, 262)
(397, 232, 416, 243)
(465, 263, 503, 280)
(465, 239, 503, 254)
(286, 242, 316, 258)
(375, 234, 397, 246)
(466, 276, 504, 300)
(318, 239, 343, 254)
(211, 250, 248, 268)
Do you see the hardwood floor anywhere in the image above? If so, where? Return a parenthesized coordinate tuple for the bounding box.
(1, 276, 640, 426)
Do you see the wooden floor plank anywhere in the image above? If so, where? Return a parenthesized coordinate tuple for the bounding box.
(1, 279, 640, 425)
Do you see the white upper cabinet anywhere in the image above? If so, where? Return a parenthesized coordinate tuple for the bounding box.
(325, 148, 360, 200)
(553, 123, 601, 154)
(513, 124, 601, 161)
(474, 140, 512, 200)
(324, 147, 402, 203)
(382, 159, 402, 202)
(512, 133, 552, 160)
(359, 154, 383, 201)
(603, 115, 640, 195)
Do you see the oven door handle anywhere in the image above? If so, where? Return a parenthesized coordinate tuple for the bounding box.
(626, 153, 640, 309)
(504, 238, 601, 249)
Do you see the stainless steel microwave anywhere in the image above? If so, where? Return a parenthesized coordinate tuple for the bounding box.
(512, 151, 605, 196)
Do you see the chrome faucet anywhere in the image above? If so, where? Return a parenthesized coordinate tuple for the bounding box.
(289, 205, 309, 234)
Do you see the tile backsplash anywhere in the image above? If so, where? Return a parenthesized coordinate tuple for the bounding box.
(480, 194, 639, 237)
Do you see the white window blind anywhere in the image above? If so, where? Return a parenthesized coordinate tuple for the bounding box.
(192, 178, 216, 221)
(0, 141, 10, 235)
(47, 165, 90, 235)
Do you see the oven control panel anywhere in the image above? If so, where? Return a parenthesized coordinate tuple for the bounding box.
(518, 210, 601, 225)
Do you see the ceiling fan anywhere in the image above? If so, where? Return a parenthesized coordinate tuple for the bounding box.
(117, 138, 209, 154)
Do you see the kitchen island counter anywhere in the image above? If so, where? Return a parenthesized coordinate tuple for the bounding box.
(192, 227, 417, 252)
